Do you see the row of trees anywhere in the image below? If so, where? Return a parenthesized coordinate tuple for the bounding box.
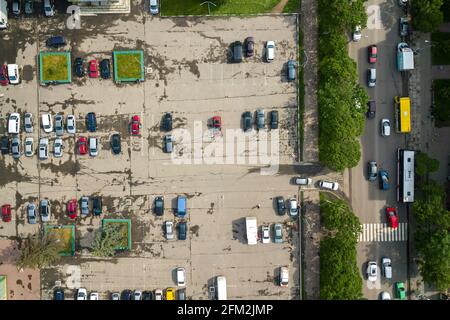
(318, 0, 368, 171)
(412, 153, 450, 291)
(411, 0, 444, 33)
(319, 195, 363, 299)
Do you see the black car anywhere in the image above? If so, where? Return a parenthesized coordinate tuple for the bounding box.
(276, 196, 286, 215)
(367, 101, 376, 119)
(110, 133, 121, 154)
(242, 111, 252, 132)
(1, 136, 10, 155)
(92, 197, 102, 216)
(46, 36, 66, 48)
(230, 41, 243, 63)
(178, 221, 187, 240)
(86, 112, 97, 132)
(161, 113, 172, 131)
(100, 59, 111, 79)
(245, 37, 254, 57)
(142, 291, 153, 300)
(154, 196, 164, 216)
(74, 58, 85, 77)
(122, 289, 132, 300)
(270, 110, 278, 129)
(54, 288, 64, 300)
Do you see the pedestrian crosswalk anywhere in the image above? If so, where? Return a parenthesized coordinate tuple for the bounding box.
(358, 223, 408, 242)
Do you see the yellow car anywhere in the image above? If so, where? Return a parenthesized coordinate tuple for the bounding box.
(165, 288, 175, 300)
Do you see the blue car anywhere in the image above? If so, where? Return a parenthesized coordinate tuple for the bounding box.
(178, 221, 187, 240)
(379, 170, 389, 190)
(86, 112, 97, 132)
(100, 59, 111, 79)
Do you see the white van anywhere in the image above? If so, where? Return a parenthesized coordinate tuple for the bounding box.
(8, 113, 20, 134)
(89, 137, 98, 157)
(216, 276, 227, 300)
(0, 0, 7, 30)
(266, 41, 275, 62)
(7, 64, 19, 84)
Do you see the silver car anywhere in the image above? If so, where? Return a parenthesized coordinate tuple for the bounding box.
(165, 221, 174, 240)
(89, 137, 98, 157)
(25, 137, 34, 157)
(24, 113, 33, 133)
(11, 136, 21, 159)
(40, 199, 50, 222)
(256, 109, 265, 130)
(39, 138, 49, 160)
(80, 196, 89, 216)
(27, 203, 37, 224)
(54, 138, 63, 157)
(274, 223, 283, 243)
(54, 114, 64, 136)
(66, 115, 76, 134)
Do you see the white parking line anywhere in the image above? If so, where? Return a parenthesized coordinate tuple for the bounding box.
(359, 223, 408, 242)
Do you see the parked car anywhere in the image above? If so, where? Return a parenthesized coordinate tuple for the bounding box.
(142, 291, 153, 300)
(80, 196, 89, 216)
(41, 113, 53, 133)
(161, 113, 172, 131)
(24, 113, 33, 133)
(261, 225, 270, 244)
(256, 109, 265, 130)
(395, 282, 406, 300)
(211, 116, 221, 130)
(274, 223, 283, 243)
(54, 288, 64, 300)
(245, 36, 254, 57)
(381, 118, 390, 136)
(39, 138, 49, 160)
(24, 0, 33, 15)
(122, 290, 132, 300)
(88, 137, 98, 157)
(1, 204, 11, 222)
(86, 112, 97, 132)
(367, 100, 376, 119)
(178, 221, 187, 240)
(133, 290, 142, 300)
(164, 135, 173, 153)
(40, 199, 50, 222)
(367, 161, 378, 181)
(287, 60, 296, 81)
(276, 196, 286, 215)
(25, 137, 34, 157)
(154, 289, 163, 300)
(289, 199, 298, 216)
(381, 291, 391, 300)
(0, 64, 8, 86)
(130, 115, 141, 135)
(7, 64, 19, 84)
(367, 68, 376, 87)
(110, 133, 121, 154)
(399, 17, 409, 37)
(382, 257, 392, 279)
(366, 261, 378, 282)
(111, 292, 120, 300)
(266, 40, 275, 62)
(398, 0, 408, 6)
(319, 180, 339, 190)
(242, 111, 252, 132)
(43, 0, 55, 17)
(386, 207, 399, 229)
(74, 58, 85, 77)
(353, 25, 362, 41)
(92, 197, 102, 216)
(8, 113, 20, 134)
(230, 41, 243, 63)
(78, 136, 88, 155)
(165, 288, 175, 300)
(11, 136, 21, 159)
(279, 266, 289, 287)
(67, 198, 77, 219)
(53, 138, 63, 158)
(154, 196, 164, 216)
(54, 114, 64, 135)
(100, 59, 111, 79)
(88, 60, 99, 78)
(46, 36, 66, 48)
(12, 0, 21, 16)
(66, 115, 76, 134)
(294, 177, 312, 186)
(165, 221, 174, 240)
(177, 289, 186, 300)
(149, 0, 159, 15)
(270, 110, 278, 129)
(379, 169, 390, 190)
(176, 267, 186, 287)
(27, 203, 37, 224)
(90, 292, 99, 300)
(368, 45, 377, 64)
(1, 136, 10, 154)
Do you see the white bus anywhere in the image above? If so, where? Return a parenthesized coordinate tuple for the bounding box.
(0, 0, 7, 30)
(216, 276, 227, 300)
(397, 149, 414, 203)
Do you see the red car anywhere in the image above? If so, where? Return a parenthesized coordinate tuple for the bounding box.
(88, 60, 99, 78)
(130, 115, 141, 135)
(212, 116, 221, 129)
(78, 136, 88, 155)
(67, 199, 78, 219)
(0, 64, 8, 86)
(2, 204, 12, 222)
(368, 45, 377, 64)
(386, 207, 399, 229)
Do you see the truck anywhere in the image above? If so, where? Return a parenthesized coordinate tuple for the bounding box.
(397, 42, 414, 71)
(245, 217, 258, 245)
(216, 276, 227, 300)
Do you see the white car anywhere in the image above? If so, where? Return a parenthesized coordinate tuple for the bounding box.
(54, 138, 63, 158)
(133, 290, 142, 300)
(24, 113, 33, 133)
(8, 113, 20, 134)
(43, 0, 55, 17)
(66, 115, 76, 134)
(77, 288, 87, 300)
(25, 137, 34, 157)
(382, 257, 392, 279)
(353, 25, 362, 41)
(266, 41, 275, 62)
(149, 0, 159, 14)
(7, 64, 19, 84)
(154, 289, 163, 300)
(89, 137, 98, 157)
(165, 221, 174, 240)
(381, 119, 391, 136)
(294, 177, 312, 186)
(279, 266, 289, 287)
(289, 199, 298, 216)
(381, 291, 391, 300)
(176, 267, 186, 287)
(261, 225, 270, 244)
(111, 292, 120, 300)
(90, 292, 99, 300)
(41, 113, 53, 133)
(366, 261, 378, 282)
(319, 180, 339, 190)
(39, 138, 49, 160)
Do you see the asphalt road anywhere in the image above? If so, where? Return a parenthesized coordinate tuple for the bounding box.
(347, 0, 409, 300)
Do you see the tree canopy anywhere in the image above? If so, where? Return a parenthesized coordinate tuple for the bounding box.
(16, 233, 63, 270)
(91, 223, 125, 257)
(411, 0, 444, 33)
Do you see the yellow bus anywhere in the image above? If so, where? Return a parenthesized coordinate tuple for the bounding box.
(394, 96, 411, 133)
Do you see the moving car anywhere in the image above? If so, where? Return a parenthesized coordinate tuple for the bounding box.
(80, 196, 89, 216)
(161, 113, 172, 131)
(287, 60, 296, 81)
(368, 45, 377, 64)
(149, 0, 159, 15)
(11, 136, 20, 159)
(27, 203, 37, 224)
(319, 180, 339, 190)
(245, 36, 254, 57)
(294, 177, 312, 186)
(53, 138, 63, 158)
(276, 196, 286, 215)
(25, 137, 34, 157)
(39, 138, 49, 160)
(178, 221, 187, 240)
(100, 59, 111, 79)
(270, 110, 278, 129)
(386, 207, 399, 229)
(256, 109, 265, 130)
(90, 292, 99, 300)
(261, 225, 270, 244)
(41, 113, 53, 133)
(165, 221, 174, 240)
(86, 112, 97, 132)
(395, 282, 406, 300)
(367, 100, 376, 119)
(367, 68, 376, 87)
(367, 161, 378, 181)
(165, 288, 175, 300)
(130, 115, 141, 135)
(43, 0, 55, 17)
(154, 196, 164, 216)
(8, 113, 20, 134)
(88, 60, 99, 78)
(1, 136, 9, 154)
(289, 199, 298, 216)
(1, 204, 11, 222)
(67, 199, 77, 219)
(133, 291, 142, 300)
(379, 169, 390, 190)
(366, 261, 378, 282)
(78, 136, 88, 155)
(46, 36, 66, 48)
(40, 199, 50, 222)
(92, 197, 102, 216)
(88, 137, 98, 157)
(279, 266, 289, 287)
(0, 64, 8, 86)
(164, 135, 173, 153)
(266, 41, 275, 62)
(230, 41, 243, 63)
(66, 115, 76, 134)
(399, 17, 409, 37)
(382, 257, 392, 279)
(242, 111, 252, 132)
(74, 58, 85, 77)
(7, 64, 19, 84)
(54, 114, 64, 135)
(176, 267, 186, 287)
(353, 25, 362, 41)
(24, 112, 33, 133)
(273, 223, 283, 243)
(154, 289, 163, 300)
(110, 133, 121, 154)
(381, 118, 390, 136)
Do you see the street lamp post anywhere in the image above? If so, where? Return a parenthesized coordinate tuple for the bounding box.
(200, 1, 216, 15)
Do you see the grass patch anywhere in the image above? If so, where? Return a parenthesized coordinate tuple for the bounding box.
(114, 51, 144, 82)
(431, 32, 450, 65)
(433, 79, 450, 125)
(41, 54, 70, 82)
(44, 225, 75, 256)
(161, 0, 280, 16)
(102, 219, 131, 250)
(283, 0, 300, 13)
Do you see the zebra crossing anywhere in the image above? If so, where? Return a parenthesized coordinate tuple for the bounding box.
(358, 223, 408, 242)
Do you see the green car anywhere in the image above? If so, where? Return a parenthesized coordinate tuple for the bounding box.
(395, 282, 406, 300)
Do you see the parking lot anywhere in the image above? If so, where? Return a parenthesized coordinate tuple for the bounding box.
(0, 3, 300, 300)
